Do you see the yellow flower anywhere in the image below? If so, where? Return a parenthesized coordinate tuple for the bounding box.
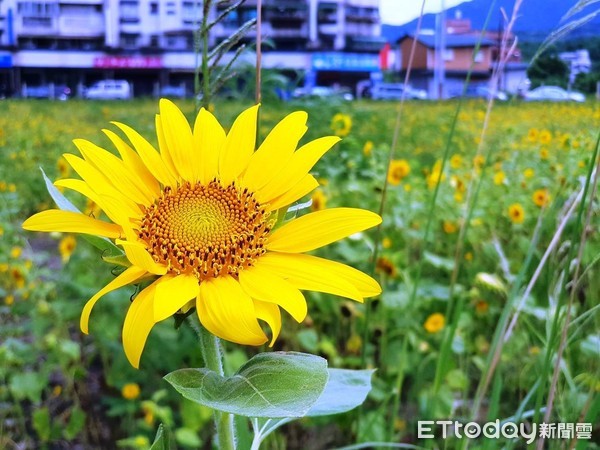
(493, 171, 505, 185)
(5, 295, 15, 306)
(450, 154, 462, 169)
(473, 155, 485, 170)
(532, 189, 550, 208)
(11, 268, 25, 289)
(464, 251, 473, 261)
(23, 101, 382, 368)
(0, 225, 3, 237)
(443, 220, 458, 234)
(527, 128, 539, 143)
(375, 257, 397, 278)
(387, 159, 411, 185)
(426, 160, 445, 189)
(310, 189, 327, 211)
(508, 203, 525, 224)
(346, 334, 362, 354)
(57, 157, 70, 178)
(330, 113, 352, 137)
(0, 181, 6, 191)
(121, 383, 141, 400)
(539, 129, 552, 145)
(424, 313, 445, 333)
(8, 183, 16, 193)
(523, 168, 534, 179)
(382, 237, 392, 249)
(142, 405, 155, 426)
(133, 436, 150, 448)
(404, 183, 412, 192)
(59, 235, 77, 262)
(363, 140, 374, 157)
(539, 148, 549, 160)
(10, 247, 22, 259)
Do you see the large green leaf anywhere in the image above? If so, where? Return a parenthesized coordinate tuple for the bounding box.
(305, 368, 374, 417)
(164, 352, 329, 418)
(150, 424, 176, 450)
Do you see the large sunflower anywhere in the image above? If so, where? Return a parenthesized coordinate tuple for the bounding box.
(23, 100, 381, 368)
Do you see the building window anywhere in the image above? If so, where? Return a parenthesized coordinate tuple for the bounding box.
(149, 35, 159, 47)
(150, 2, 158, 14)
(18, 1, 57, 17)
(120, 34, 138, 48)
(166, 1, 176, 15)
(120, 0, 139, 20)
(182, 1, 201, 23)
(442, 49, 454, 61)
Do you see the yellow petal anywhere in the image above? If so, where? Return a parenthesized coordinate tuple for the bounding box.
(112, 121, 178, 187)
(102, 128, 161, 197)
(253, 300, 281, 347)
(116, 240, 168, 275)
(123, 280, 158, 368)
(193, 108, 226, 184)
(73, 138, 153, 204)
(219, 104, 260, 185)
(159, 99, 195, 182)
(242, 111, 308, 191)
(267, 208, 381, 253)
(80, 265, 147, 334)
(267, 174, 319, 211)
(238, 265, 307, 322)
(154, 273, 199, 322)
(23, 210, 122, 239)
(257, 252, 381, 301)
(63, 154, 140, 218)
(196, 275, 267, 345)
(155, 114, 180, 182)
(257, 136, 340, 203)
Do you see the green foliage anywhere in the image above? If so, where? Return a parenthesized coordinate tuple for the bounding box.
(164, 352, 329, 418)
(527, 53, 569, 88)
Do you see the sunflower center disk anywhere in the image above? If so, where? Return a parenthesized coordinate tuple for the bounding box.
(139, 180, 272, 280)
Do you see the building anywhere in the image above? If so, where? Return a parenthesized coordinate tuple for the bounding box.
(397, 34, 496, 98)
(0, 0, 384, 97)
(558, 49, 592, 87)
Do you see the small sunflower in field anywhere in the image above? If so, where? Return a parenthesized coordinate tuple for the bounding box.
(59, 235, 77, 262)
(330, 113, 352, 137)
(442, 220, 458, 234)
(523, 168, 535, 179)
(310, 189, 327, 211)
(363, 140, 374, 157)
(56, 157, 70, 178)
(375, 257, 397, 278)
(493, 171, 505, 186)
(508, 203, 525, 224)
(387, 159, 411, 185)
(539, 129, 552, 145)
(424, 313, 445, 333)
(450, 154, 462, 169)
(532, 189, 550, 208)
(121, 383, 141, 400)
(527, 128, 539, 143)
(23, 100, 382, 368)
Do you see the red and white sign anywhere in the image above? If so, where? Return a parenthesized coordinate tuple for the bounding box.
(93, 56, 163, 69)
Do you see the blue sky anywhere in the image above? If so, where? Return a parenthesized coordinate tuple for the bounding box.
(379, 0, 472, 25)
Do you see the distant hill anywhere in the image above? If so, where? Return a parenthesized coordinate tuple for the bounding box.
(381, 0, 600, 43)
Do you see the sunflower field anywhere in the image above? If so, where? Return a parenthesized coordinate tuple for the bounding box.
(1, 97, 599, 449)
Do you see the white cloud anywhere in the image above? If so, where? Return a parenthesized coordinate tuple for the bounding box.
(379, 0, 473, 25)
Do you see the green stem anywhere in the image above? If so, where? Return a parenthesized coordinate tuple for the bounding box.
(189, 318, 236, 450)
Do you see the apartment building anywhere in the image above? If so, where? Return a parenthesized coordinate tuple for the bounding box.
(0, 0, 383, 97)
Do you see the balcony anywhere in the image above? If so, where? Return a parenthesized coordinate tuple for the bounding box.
(58, 14, 104, 37)
(18, 16, 58, 36)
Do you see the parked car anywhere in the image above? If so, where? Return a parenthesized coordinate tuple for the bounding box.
(292, 86, 354, 101)
(23, 84, 71, 100)
(160, 85, 187, 98)
(523, 86, 585, 103)
(462, 85, 508, 101)
(84, 80, 132, 100)
(370, 83, 428, 100)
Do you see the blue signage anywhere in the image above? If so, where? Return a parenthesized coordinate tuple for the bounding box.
(312, 52, 379, 72)
(0, 53, 12, 68)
